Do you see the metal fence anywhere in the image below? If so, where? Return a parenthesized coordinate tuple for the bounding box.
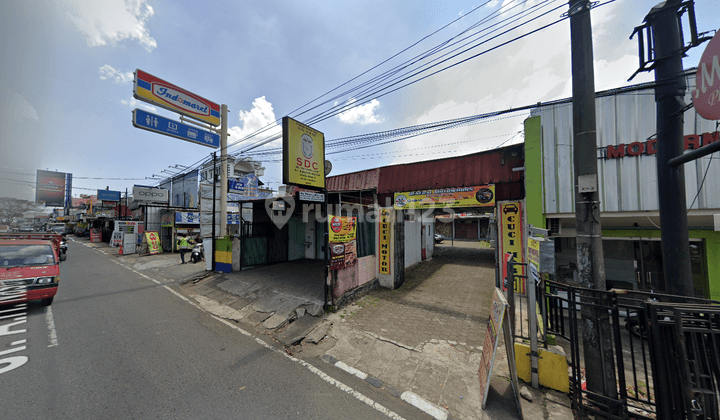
(537, 279, 720, 420)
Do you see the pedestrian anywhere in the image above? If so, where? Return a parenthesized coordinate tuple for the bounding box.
(194, 233, 203, 244)
(177, 233, 190, 264)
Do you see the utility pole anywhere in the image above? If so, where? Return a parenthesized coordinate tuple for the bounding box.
(647, 0, 694, 297)
(568, 0, 617, 403)
(220, 104, 228, 237)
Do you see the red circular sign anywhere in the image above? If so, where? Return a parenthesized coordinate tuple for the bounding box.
(694, 31, 720, 120)
(330, 217, 342, 233)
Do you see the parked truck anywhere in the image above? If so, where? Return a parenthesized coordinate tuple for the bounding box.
(0, 233, 63, 306)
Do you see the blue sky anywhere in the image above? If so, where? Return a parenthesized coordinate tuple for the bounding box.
(1, 0, 718, 203)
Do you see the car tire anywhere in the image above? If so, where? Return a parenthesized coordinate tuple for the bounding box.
(41, 297, 54, 306)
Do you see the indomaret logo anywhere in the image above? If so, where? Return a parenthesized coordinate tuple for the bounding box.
(152, 85, 210, 117)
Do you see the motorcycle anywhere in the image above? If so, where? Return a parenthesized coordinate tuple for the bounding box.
(190, 243, 204, 263)
(59, 236, 68, 261)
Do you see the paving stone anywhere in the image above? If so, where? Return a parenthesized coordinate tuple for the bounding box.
(366, 376, 382, 388)
(277, 315, 319, 346)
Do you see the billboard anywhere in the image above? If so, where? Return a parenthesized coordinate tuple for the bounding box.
(36, 170, 66, 207)
(132, 109, 220, 148)
(393, 185, 495, 209)
(133, 69, 220, 126)
(282, 116, 325, 189)
(97, 190, 121, 202)
(133, 186, 169, 203)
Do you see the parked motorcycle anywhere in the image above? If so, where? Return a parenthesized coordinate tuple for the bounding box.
(190, 243, 204, 263)
(59, 236, 68, 261)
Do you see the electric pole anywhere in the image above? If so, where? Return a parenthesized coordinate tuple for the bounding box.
(568, 0, 617, 403)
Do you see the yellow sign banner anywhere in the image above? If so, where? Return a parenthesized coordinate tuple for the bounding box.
(328, 215, 356, 243)
(283, 117, 325, 189)
(379, 209, 391, 274)
(499, 201, 525, 293)
(393, 185, 495, 209)
(145, 231, 163, 255)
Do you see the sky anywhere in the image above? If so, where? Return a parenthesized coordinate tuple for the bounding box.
(1, 0, 718, 204)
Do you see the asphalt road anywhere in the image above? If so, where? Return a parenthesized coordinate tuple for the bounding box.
(0, 240, 430, 420)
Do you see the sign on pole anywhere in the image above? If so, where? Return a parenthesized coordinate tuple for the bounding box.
(133, 186, 169, 203)
(133, 69, 220, 126)
(35, 170, 66, 207)
(133, 109, 220, 148)
(693, 31, 720, 120)
(97, 190, 121, 202)
(282, 116, 325, 189)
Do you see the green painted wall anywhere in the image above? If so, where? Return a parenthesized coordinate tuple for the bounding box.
(524, 116, 545, 230)
(603, 229, 720, 300)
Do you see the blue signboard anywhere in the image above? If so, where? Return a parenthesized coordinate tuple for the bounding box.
(97, 189, 121, 202)
(132, 108, 220, 148)
(175, 212, 200, 224)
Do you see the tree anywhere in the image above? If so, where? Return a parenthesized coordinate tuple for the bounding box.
(0, 197, 41, 225)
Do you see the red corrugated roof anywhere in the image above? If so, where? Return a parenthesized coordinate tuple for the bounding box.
(326, 144, 524, 198)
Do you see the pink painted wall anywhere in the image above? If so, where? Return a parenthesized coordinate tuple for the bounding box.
(333, 255, 376, 298)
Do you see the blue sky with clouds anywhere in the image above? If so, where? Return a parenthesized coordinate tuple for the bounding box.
(1, 0, 718, 202)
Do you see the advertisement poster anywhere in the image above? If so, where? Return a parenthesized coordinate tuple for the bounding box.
(329, 240, 357, 270)
(328, 216, 357, 243)
(36, 170, 66, 207)
(282, 116, 325, 189)
(144, 232, 162, 254)
(89, 229, 102, 243)
(393, 185, 495, 209)
(378, 209, 391, 274)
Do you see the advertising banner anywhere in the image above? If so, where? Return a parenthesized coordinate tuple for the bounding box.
(379, 209, 391, 275)
(528, 237, 540, 287)
(133, 108, 220, 148)
(90, 229, 102, 243)
(133, 186, 169, 203)
(329, 240, 357, 270)
(133, 69, 220, 126)
(175, 212, 200, 224)
(228, 173, 272, 200)
(328, 215, 357, 243)
(35, 170, 66, 207)
(282, 116, 325, 189)
(97, 190, 121, 202)
(393, 185, 495, 209)
(498, 201, 525, 293)
(144, 231, 162, 254)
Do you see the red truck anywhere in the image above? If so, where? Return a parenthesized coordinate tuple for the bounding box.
(0, 233, 63, 306)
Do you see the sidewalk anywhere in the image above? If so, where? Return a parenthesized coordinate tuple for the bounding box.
(77, 236, 574, 420)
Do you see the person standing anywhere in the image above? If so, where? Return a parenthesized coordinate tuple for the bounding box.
(177, 233, 190, 264)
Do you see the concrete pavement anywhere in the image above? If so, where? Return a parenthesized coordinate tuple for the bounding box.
(74, 236, 574, 420)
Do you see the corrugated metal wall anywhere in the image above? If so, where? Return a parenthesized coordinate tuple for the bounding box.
(535, 77, 720, 214)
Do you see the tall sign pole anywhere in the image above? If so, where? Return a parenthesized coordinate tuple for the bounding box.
(568, 0, 616, 402)
(648, 0, 694, 297)
(220, 104, 228, 236)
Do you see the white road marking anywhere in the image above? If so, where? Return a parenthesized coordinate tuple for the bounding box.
(44, 306, 58, 347)
(400, 391, 448, 420)
(0, 313, 26, 320)
(335, 361, 369, 380)
(0, 345, 26, 356)
(101, 248, 408, 420)
(0, 305, 27, 314)
(11, 339, 26, 346)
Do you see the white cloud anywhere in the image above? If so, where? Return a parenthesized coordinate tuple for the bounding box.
(336, 98, 384, 125)
(228, 96, 281, 148)
(99, 65, 133, 84)
(120, 97, 156, 112)
(66, 0, 157, 52)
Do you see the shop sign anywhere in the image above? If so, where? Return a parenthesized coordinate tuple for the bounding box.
(603, 131, 718, 159)
(160, 213, 174, 227)
(528, 238, 540, 286)
(144, 231, 162, 254)
(498, 201, 525, 292)
(133, 186, 169, 203)
(379, 209, 391, 275)
(133, 69, 220, 126)
(111, 232, 123, 247)
(175, 212, 200, 224)
(133, 108, 220, 148)
(299, 191, 325, 202)
(97, 190, 121, 202)
(89, 229, 102, 243)
(328, 215, 356, 243)
(282, 117, 325, 189)
(393, 185, 495, 209)
(693, 31, 720, 120)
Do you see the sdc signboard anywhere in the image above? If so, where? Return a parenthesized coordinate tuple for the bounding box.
(282, 117, 325, 189)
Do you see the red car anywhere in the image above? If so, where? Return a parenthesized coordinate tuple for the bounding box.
(0, 233, 62, 306)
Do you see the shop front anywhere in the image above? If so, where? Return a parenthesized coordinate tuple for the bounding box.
(524, 78, 720, 299)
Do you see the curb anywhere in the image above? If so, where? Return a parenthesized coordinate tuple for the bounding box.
(319, 355, 451, 420)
